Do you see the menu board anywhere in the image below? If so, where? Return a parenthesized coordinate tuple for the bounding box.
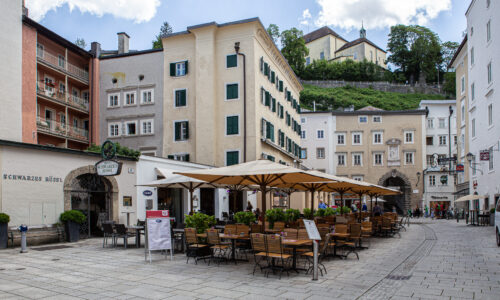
(303, 220, 321, 240)
(146, 218, 171, 251)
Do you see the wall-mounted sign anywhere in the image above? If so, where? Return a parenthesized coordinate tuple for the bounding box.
(480, 150, 490, 161)
(123, 196, 132, 206)
(96, 160, 122, 176)
(143, 190, 153, 196)
(456, 164, 464, 172)
(473, 180, 478, 189)
(438, 157, 457, 165)
(2, 174, 63, 183)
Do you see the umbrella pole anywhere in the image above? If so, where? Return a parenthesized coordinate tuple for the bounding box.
(358, 193, 363, 222)
(190, 188, 195, 214)
(310, 190, 316, 212)
(370, 195, 373, 217)
(261, 185, 267, 230)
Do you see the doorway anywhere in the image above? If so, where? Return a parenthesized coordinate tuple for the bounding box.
(158, 188, 183, 226)
(229, 190, 243, 213)
(383, 176, 408, 214)
(200, 188, 215, 216)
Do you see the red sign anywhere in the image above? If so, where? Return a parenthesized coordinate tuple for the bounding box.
(480, 150, 490, 161)
(456, 164, 464, 172)
(473, 180, 478, 188)
(146, 210, 169, 218)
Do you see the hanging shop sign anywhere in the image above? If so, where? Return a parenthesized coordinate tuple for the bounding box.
(95, 141, 122, 176)
(480, 150, 490, 161)
(143, 190, 153, 196)
(456, 164, 464, 172)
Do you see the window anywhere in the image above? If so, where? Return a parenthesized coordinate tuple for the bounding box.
(226, 151, 239, 166)
(170, 61, 188, 77)
(317, 130, 324, 139)
(337, 153, 345, 166)
(125, 121, 137, 136)
(405, 152, 414, 165)
(461, 76, 465, 94)
(141, 89, 153, 104)
(226, 83, 239, 100)
(337, 133, 345, 145)
(174, 121, 189, 141)
(373, 132, 383, 144)
(374, 153, 383, 166)
(429, 175, 436, 186)
(125, 91, 136, 106)
(59, 113, 66, 126)
(472, 119, 476, 138)
(316, 148, 325, 159)
(301, 130, 306, 139)
(373, 116, 381, 123)
(73, 117, 78, 128)
(36, 43, 44, 58)
(461, 102, 465, 122)
(359, 116, 368, 123)
(426, 155, 434, 166)
(488, 104, 493, 126)
(454, 135, 457, 145)
(301, 148, 307, 159)
(140, 120, 153, 134)
(404, 131, 414, 144)
(226, 115, 239, 135)
(58, 55, 65, 68)
(426, 136, 434, 145)
(439, 135, 447, 146)
(439, 118, 446, 128)
(226, 54, 237, 68)
(487, 20, 491, 42)
(487, 0, 491, 8)
(107, 93, 120, 108)
(306, 57, 310, 65)
(471, 47, 474, 65)
(352, 132, 362, 145)
(427, 118, 434, 129)
(353, 52, 358, 60)
(174, 89, 187, 107)
(320, 51, 325, 60)
(471, 83, 475, 101)
(488, 62, 492, 84)
(108, 123, 120, 137)
(352, 153, 362, 166)
(489, 147, 494, 171)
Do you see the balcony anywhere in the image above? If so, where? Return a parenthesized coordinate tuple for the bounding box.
(36, 50, 89, 83)
(36, 116, 89, 143)
(36, 81, 89, 112)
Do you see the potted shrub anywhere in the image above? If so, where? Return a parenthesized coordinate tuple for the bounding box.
(324, 207, 336, 217)
(490, 208, 495, 226)
(60, 210, 85, 242)
(265, 208, 285, 229)
(341, 206, 351, 215)
(314, 208, 326, 218)
(0, 213, 10, 249)
(234, 211, 256, 226)
(184, 212, 216, 234)
(303, 208, 314, 220)
(284, 209, 300, 225)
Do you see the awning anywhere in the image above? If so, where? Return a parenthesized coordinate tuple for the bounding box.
(454, 194, 485, 202)
(155, 167, 173, 178)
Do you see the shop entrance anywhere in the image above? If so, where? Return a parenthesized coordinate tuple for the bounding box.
(200, 188, 215, 216)
(378, 170, 412, 215)
(430, 201, 450, 218)
(70, 173, 112, 237)
(158, 188, 183, 226)
(229, 190, 244, 213)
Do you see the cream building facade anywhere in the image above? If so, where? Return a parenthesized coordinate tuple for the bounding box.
(304, 26, 387, 69)
(161, 18, 303, 167)
(301, 107, 426, 212)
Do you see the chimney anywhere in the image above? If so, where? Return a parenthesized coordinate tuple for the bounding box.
(117, 32, 130, 54)
(90, 42, 101, 57)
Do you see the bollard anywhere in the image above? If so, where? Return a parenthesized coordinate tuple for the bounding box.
(19, 225, 28, 253)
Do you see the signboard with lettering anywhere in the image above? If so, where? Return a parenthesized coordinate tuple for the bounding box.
(456, 164, 464, 172)
(95, 160, 122, 176)
(480, 150, 490, 161)
(438, 157, 457, 165)
(145, 210, 172, 263)
(143, 190, 153, 196)
(302, 219, 321, 240)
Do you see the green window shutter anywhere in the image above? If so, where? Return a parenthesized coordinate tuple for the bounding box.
(287, 91, 291, 101)
(260, 57, 264, 73)
(226, 116, 238, 135)
(271, 124, 275, 142)
(184, 61, 188, 74)
(174, 122, 181, 140)
(170, 63, 176, 76)
(264, 63, 269, 76)
(297, 105, 301, 114)
(181, 89, 187, 106)
(167, 155, 174, 159)
(226, 151, 239, 166)
(267, 67, 271, 80)
(184, 154, 190, 162)
(226, 84, 238, 99)
(279, 81, 283, 92)
(265, 91, 270, 107)
(272, 98, 276, 112)
(271, 71, 275, 83)
(226, 54, 237, 68)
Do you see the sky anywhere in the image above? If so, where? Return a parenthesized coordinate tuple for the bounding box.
(25, 0, 470, 54)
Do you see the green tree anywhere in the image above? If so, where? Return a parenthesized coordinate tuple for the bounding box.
(86, 143, 140, 159)
(443, 72, 456, 97)
(152, 21, 173, 49)
(387, 25, 442, 84)
(441, 41, 460, 69)
(280, 28, 309, 75)
(75, 38, 86, 49)
(266, 24, 280, 44)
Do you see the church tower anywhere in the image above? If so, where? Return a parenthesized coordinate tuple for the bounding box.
(360, 22, 366, 38)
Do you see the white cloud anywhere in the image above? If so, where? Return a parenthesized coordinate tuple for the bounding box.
(314, 0, 451, 30)
(25, 0, 161, 23)
(299, 8, 312, 26)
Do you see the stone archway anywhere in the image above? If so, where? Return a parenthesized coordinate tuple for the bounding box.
(378, 169, 412, 213)
(64, 165, 119, 222)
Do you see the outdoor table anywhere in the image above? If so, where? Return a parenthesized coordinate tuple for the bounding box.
(127, 225, 144, 248)
(282, 239, 311, 272)
(219, 234, 250, 264)
(329, 232, 349, 259)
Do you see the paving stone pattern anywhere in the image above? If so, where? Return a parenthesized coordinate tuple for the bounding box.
(0, 219, 498, 299)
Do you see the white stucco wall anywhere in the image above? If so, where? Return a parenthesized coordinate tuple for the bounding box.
(300, 112, 336, 174)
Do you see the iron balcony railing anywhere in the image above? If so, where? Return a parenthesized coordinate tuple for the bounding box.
(36, 116, 89, 142)
(36, 49, 89, 82)
(36, 81, 89, 112)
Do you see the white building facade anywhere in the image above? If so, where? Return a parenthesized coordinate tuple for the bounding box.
(299, 112, 336, 174)
(419, 100, 457, 210)
(466, 0, 500, 211)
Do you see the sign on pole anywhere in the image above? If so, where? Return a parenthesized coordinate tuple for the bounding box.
(302, 220, 321, 281)
(145, 210, 173, 263)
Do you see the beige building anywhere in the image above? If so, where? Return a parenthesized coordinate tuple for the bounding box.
(304, 25, 387, 68)
(301, 107, 426, 212)
(161, 18, 303, 167)
(450, 36, 470, 198)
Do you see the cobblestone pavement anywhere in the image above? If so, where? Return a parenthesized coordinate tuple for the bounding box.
(0, 219, 498, 299)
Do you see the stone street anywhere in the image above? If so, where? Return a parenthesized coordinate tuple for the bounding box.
(0, 219, 498, 300)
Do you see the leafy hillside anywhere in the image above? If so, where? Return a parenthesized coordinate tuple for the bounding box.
(300, 84, 447, 111)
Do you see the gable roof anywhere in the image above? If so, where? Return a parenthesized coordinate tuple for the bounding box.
(335, 37, 386, 53)
(303, 26, 347, 44)
(358, 106, 384, 111)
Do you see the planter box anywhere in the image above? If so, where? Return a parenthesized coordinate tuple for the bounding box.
(64, 221, 80, 242)
(0, 223, 8, 249)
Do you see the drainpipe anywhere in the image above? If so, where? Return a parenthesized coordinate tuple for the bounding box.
(448, 106, 453, 175)
(235, 42, 247, 162)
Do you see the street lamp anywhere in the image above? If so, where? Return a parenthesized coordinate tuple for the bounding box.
(466, 152, 474, 163)
(466, 152, 483, 175)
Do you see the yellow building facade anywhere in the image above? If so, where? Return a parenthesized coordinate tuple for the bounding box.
(161, 18, 303, 167)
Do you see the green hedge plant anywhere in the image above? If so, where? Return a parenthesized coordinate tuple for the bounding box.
(303, 208, 314, 220)
(265, 208, 286, 228)
(0, 213, 10, 224)
(185, 212, 216, 234)
(314, 208, 326, 217)
(324, 207, 336, 216)
(59, 210, 86, 224)
(234, 211, 256, 225)
(284, 209, 301, 223)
